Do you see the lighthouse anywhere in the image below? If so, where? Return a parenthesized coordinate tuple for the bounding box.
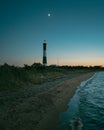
(43, 40, 47, 65)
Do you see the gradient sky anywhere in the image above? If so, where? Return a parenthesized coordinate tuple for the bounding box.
(1, 0, 104, 66)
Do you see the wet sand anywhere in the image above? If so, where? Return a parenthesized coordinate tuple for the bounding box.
(35, 72, 95, 130)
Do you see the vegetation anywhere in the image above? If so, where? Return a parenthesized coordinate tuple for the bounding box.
(0, 62, 104, 130)
(0, 62, 104, 91)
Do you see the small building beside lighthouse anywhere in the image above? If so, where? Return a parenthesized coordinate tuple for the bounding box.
(43, 40, 47, 65)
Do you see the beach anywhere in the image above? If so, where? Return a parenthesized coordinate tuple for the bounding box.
(0, 72, 95, 130)
(35, 72, 94, 130)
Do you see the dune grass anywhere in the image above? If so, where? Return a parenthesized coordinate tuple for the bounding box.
(0, 63, 103, 130)
(0, 63, 103, 91)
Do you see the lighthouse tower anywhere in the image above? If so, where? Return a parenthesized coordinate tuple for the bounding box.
(43, 40, 47, 65)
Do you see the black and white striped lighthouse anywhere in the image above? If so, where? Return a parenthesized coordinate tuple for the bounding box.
(43, 40, 47, 65)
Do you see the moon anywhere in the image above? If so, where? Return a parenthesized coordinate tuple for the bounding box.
(48, 13, 51, 17)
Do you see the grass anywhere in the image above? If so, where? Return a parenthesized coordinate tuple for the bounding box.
(0, 63, 103, 91)
(0, 63, 103, 130)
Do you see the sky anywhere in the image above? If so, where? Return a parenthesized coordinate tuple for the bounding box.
(0, 0, 104, 66)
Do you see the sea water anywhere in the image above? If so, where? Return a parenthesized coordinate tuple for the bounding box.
(56, 72, 104, 130)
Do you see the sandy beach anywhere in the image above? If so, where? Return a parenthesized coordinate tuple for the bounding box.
(34, 72, 94, 130)
(0, 72, 95, 130)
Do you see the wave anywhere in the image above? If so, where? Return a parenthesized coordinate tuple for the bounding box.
(56, 72, 104, 130)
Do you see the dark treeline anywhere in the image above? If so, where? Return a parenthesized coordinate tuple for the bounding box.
(1, 62, 104, 69)
(0, 62, 104, 91)
(0, 62, 104, 72)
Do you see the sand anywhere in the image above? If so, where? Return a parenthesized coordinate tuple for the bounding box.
(34, 72, 95, 130)
(0, 72, 95, 130)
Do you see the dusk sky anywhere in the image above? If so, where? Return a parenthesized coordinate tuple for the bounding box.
(1, 0, 104, 66)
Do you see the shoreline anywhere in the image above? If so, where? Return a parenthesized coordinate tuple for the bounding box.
(35, 72, 95, 130)
(0, 72, 95, 130)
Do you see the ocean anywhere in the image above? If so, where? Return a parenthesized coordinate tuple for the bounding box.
(56, 72, 104, 130)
